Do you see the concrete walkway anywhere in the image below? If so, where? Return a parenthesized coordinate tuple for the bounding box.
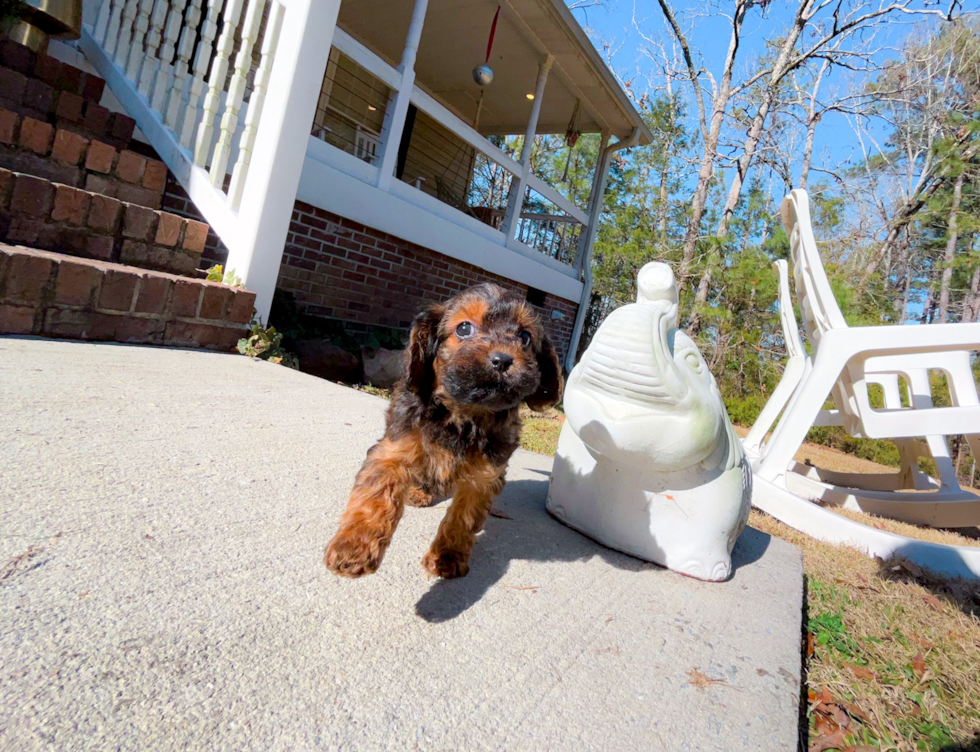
(0, 337, 803, 751)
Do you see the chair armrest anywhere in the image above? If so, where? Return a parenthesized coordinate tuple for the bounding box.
(818, 323, 980, 362)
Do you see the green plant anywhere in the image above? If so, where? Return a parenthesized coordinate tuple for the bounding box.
(204, 264, 244, 289)
(237, 322, 298, 369)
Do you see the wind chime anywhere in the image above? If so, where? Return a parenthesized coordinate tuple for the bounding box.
(562, 98, 582, 182)
(472, 5, 500, 130)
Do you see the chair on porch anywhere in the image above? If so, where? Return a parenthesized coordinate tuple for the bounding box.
(746, 189, 980, 530)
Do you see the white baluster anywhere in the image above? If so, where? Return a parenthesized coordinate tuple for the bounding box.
(227, 0, 283, 207)
(179, 0, 226, 150)
(209, 0, 267, 186)
(93, 0, 114, 44)
(125, 0, 154, 82)
(115, 0, 139, 69)
(151, 0, 187, 111)
(136, 0, 169, 97)
(164, 0, 206, 131)
(192, 0, 245, 164)
(104, 0, 126, 57)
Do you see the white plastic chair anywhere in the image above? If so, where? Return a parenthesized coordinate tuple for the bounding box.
(749, 190, 980, 529)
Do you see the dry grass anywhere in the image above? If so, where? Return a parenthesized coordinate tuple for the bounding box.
(518, 406, 565, 455)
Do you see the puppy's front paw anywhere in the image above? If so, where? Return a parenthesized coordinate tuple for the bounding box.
(422, 548, 470, 579)
(405, 487, 434, 508)
(325, 531, 385, 578)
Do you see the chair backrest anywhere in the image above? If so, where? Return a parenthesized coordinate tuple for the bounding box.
(780, 190, 848, 350)
(781, 190, 863, 433)
(774, 259, 806, 361)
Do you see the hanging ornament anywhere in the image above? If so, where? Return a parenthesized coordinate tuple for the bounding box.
(562, 99, 582, 182)
(472, 5, 500, 86)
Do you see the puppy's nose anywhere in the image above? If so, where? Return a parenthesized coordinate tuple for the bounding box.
(490, 352, 514, 372)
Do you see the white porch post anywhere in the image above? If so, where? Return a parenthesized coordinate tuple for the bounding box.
(574, 128, 611, 275)
(229, 0, 341, 323)
(502, 54, 554, 243)
(375, 0, 430, 191)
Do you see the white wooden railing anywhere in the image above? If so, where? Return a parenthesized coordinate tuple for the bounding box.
(81, 0, 340, 321)
(329, 28, 589, 271)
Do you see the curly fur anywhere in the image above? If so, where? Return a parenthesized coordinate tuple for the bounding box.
(325, 283, 563, 579)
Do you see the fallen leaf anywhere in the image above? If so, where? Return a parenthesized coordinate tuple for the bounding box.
(843, 662, 877, 681)
(489, 508, 512, 519)
(807, 631, 815, 658)
(685, 668, 728, 691)
(501, 584, 538, 591)
(922, 594, 945, 612)
(841, 701, 871, 725)
(842, 746, 878, 752)
(898, 559, 923, 578)
(903, 630, 936, 650)
(809, 728, 847, 752)
(912, 653, 926, 680)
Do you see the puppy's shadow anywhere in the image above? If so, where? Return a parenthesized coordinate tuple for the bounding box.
(414, 478, 769, 623)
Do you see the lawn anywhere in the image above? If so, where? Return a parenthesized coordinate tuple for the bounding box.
(522, 408, 980, 752)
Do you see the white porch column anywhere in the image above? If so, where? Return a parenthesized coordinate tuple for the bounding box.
(375, 0, 430, 191)
(502, 54, 554, 243)
(574, 128, 611, 275)
(230, 0, 341, 323)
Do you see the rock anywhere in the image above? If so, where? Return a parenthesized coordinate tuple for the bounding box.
(362, 347, 404, 389)
(294, 339, 360, 383)
(546, 262, 751, 582)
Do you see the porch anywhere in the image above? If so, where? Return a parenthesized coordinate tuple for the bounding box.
(73, 0, 649, 364)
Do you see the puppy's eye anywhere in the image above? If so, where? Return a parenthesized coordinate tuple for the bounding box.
(455, 321, 475, 338)
(519, 330, 532, 347)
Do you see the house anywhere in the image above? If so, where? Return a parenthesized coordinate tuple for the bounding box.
(70, 0, 651, 367)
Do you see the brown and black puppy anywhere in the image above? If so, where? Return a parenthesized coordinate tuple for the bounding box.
(324, 283, 563, 579)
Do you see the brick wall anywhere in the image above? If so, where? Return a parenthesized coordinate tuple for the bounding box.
(161, 183, 579, 360)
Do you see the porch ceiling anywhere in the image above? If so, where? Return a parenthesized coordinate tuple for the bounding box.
(336, 0, 652, 144)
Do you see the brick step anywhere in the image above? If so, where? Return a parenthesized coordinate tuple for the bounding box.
(0, 167, 210, 277)
(0, 243, 254, 350)
(0, 40, 135, 150)
(0, 107, 166, 209)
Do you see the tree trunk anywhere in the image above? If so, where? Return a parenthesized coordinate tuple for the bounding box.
(962, 250, 980, 323)
(936, 171, 965, 323)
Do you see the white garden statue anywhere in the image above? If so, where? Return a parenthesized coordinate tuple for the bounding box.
(547, 262, 751, 581)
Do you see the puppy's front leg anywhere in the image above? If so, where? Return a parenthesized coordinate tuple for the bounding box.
(422, 461, 506, 579)
(325, 438, 418, 578)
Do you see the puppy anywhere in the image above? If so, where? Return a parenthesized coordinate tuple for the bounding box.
(324, 283, 563, 579)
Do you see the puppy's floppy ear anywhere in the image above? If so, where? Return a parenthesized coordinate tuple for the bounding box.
(406, 303, 444, 400)
(525, 335, 563, 412)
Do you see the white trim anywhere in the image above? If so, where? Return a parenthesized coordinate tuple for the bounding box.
(332, 28, 400, 89)
(297, 154, 583, 302)
(526, 174, 588, 224)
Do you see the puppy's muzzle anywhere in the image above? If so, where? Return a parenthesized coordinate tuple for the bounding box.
(489, 352, 513, 373)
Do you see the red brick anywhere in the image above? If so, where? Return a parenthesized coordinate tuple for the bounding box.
(164, 320, 242, 351)
(227, 289, 256, 325)
(10, 173, 54, 216)
(0, 41, 35, 75)
(181, 220, 209, 253)
(115, 183, 162, 209)
(106, 315, 167, 344)
(115, 150, 144, 184)
(0, 167, 12, 210)
(55, 91, 85, 123)
(81, 73, 105, 103)
(85, 235, 114, 261)
(18, 117, 53, 155)
(122, 203, 158, 240)
(0, 108, 16, 144)
(82, 102, 110, 135)
(109, 113, 136, 143)
(51, 185, 91, 225)
(24, 78, 54, 114)
(119, 240, 150, 266)
(154, 212, 182, 246)
(97, 269, 138, 311)
(60, 64, 83, 96)
(142, 160, 168, 192)
(55, 260, 102, 307)
(85, 140, 115, 174)
(0, 67, 26, 105)
(84, 174, 117, 197)
(172, 279, 202, 317)
(87, 194, 122, 231)
(135, 275, 173, 315)
(1, 252, 54, 305)
(42, 308, 95, 338)
(6, 217, 41, 244)
(0, 303, 36, 334)
(199, 284, 233, 320)
(33, 54, 62, 86)
(51, 129, 88, 165)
